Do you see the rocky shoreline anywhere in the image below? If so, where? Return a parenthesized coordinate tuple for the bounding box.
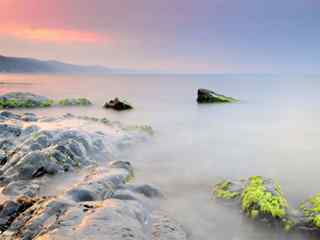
(0, 111, 187, 240)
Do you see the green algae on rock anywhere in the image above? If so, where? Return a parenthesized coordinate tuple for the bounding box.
(0, 92, 92, 109)
(299, 193, 320, 229)
(197, 88, 238, 103)
(213, 176, 294, 231)
(241, 176, 288, 219)
(0, 92, 51, 109)
(57, 98, 92, 106)
(213, 180, 242, 200)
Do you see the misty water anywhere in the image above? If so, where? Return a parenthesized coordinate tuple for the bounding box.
(1, 73, 320, 239)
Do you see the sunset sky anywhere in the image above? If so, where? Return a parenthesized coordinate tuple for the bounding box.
(0, 0, 319, 73)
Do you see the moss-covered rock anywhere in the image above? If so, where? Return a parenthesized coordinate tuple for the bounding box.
(0, 92, 51, 109)
(241, 176, 288, 220)
(0, 92, 92, 109)
(213, 180, 243, 200)
(298, 193, 320, 230)
(213, 176, 293, 230)
(57, 98, 92, 106)
(197, 88, 237, 103)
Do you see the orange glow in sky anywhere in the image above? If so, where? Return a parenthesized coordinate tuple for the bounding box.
(0, 26, 109, 44)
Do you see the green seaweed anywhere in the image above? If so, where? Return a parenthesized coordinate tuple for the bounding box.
(57, 98, 92, 106)
(39, 99, 54, 107)
(0, 97, 92, 109)
(0, 98, 36, 108)
(300, 193, 320, 228)
(213, 180, 241, 200)
(241, 176, 288, 219)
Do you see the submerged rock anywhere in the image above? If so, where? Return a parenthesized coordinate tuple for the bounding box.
(0, 92, 92, 109)
(104, 98, 133, 111)
(197, 88, 237, 103)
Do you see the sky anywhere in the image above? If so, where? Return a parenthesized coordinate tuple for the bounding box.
(0, 0, 319, 73)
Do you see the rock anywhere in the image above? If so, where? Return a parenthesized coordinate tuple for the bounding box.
(129, 184, 164, 198)
(197, 88, 237, 103)
(0, 92, 92, 109)
(0, 124, 22, 138)
(0, 196, 35, 233)
(151, 211, 187, 240)
(2, 180, 40, 197)
(66, 161, 134, 202)
(0, 112, 172, 240)
(0, 92, 51, 109)
(0, 111, 21, 120)
(104, 98, 133, 111)
(21, 113, 38, 122)
(0, 150, 7, 165)
(57, 98, 92, 106)
(295, 193, 320, 231)
(213, 176, 295, 232)
(0, 161, 187, 240)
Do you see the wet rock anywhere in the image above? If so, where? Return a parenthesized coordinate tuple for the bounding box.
(151, 211, 187, 240)
(213, 176, 293, 231)
(0, 92, 50, 109)
(130, 184, 164, 199)
(0, 92, 93, 109)
(197, 88, 237, 103)
(67, 161, 134, 202)
(0, 111, 21, 120)
(0, 124, 22, 138)
(2, 180, 40, 197)
(0, 150, 7, 165)
(104, 98, 133, 111)
(21, 113, 38, 122)
(57, 98, 92, 106)
(0, 161, 187, 240)
(295, 193, 320, 231)
(0, 196, 35, 233)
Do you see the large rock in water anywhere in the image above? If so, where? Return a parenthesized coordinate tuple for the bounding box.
(104, 98, 133, 111)
(197, 88, 237, 103)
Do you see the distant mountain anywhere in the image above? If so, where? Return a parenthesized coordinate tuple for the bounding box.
(0, 55, 129, 74)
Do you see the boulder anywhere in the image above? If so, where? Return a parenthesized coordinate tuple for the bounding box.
(197, 88, 237, 103)
(104, 98, 133, 111)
